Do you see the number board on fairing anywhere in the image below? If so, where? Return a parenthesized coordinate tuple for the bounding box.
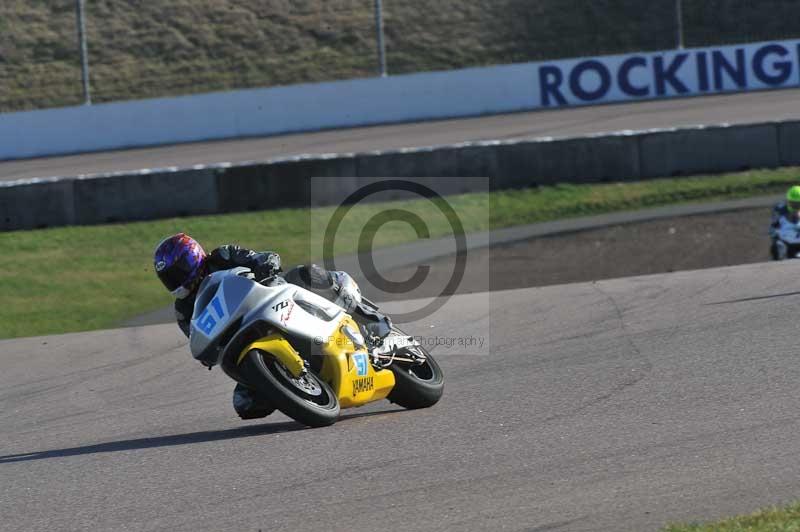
(352, 353, 368, 376)
(196, 296, 226, 336)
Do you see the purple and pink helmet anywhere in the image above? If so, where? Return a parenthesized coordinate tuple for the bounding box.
(154, 233, 207, 299)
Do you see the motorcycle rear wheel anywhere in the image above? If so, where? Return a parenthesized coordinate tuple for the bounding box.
(240, 349, 340, 428)
(386, 328, 444, 409)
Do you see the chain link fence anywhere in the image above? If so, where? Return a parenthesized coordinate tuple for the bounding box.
(2, 0, 800, 112)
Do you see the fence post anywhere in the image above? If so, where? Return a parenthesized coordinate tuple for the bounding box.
(75, 0, 92, 104)
(374, 0, 388, 77)
(675, 0, 685, 49)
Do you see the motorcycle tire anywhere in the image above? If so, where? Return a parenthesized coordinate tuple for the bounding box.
(239, 349, 339, 428)
(386, 328, 444, 409)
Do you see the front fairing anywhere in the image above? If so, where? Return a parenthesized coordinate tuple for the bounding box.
(188, 269, 347, 366)
(777, 219, 800, 244)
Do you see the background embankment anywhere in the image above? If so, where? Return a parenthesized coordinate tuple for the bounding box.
(4, 0, 800, 111)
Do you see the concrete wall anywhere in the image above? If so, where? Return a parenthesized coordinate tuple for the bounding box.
(0, 64, 539, 161)
(2, 120, 797, 232)
(3, 38, 799, 161)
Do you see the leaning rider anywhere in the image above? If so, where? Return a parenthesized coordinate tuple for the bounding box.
(769, 186, 800, 260)
(153, 233, 391, 420)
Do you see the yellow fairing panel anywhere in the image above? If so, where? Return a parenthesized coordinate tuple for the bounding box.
(320, 317, 395, 408)
(237, 333, 305, 378)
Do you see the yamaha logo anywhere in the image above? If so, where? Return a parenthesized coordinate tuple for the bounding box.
(155, 260, 167, 272)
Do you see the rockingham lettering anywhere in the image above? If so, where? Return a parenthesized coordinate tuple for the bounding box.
(539, 65, 566, 106)
(696, 51, 710, 91)
(537, 40, 800, 107)
(654, 53, 689, 95)
(618, 56, 649, 97)
(569, 60, 611, 101)
(752, 44, 792, 86)
(712, 49, 746, 90)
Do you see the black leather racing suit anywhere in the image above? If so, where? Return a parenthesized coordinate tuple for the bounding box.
(174, 245, 281, 338)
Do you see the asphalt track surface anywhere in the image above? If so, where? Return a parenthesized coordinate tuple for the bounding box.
(4, 88, 800, 181)
(5, 261, 800, 531)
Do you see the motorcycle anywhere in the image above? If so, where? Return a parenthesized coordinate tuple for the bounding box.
(188, 267, 444, 427)
(772, 222, 800, 260)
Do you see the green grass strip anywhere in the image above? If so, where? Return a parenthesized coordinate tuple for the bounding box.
(663, 501, 800, 531)
(1, 167, 797, 339)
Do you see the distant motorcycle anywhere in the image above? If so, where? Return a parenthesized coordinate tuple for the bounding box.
(771, 222, 800, 260)
(189, 268, 444, 427)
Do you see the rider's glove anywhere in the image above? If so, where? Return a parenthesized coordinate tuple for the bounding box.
(251, 253, 281, 282)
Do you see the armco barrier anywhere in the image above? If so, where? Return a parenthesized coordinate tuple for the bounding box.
(73, 169, 219, 225)
(217, 156, 358, 213)
(494, 134, 641, 188)
(778, 122, 800, 166)
(454, 144, 500, 180)
(639, 123, 780, 178)
(2, 120, 798, 232)
(0, 179, 75, 230)
(355, 148, 462, 179)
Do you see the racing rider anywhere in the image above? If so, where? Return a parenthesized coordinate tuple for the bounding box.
(153, 233, 390, 420)
(769, 186, 800, 260)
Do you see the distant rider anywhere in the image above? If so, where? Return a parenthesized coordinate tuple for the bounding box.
(153, 233, 390, 420)
(770, 186, 800, 260)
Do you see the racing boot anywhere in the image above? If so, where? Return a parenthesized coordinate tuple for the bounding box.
(232, 383, 276, 420)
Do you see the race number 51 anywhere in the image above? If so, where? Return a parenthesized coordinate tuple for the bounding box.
(197, 296, 225, 336)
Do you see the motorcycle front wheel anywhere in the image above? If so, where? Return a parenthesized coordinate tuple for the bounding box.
(386, 327, 444, 409)
(239, 349, 339, 428)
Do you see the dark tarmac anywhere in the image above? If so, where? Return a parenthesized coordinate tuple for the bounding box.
(4, 259, 800, 531)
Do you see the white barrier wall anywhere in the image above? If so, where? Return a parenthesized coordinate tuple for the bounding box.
(2, 39, 799, 160)
(0, 65, 539, 160)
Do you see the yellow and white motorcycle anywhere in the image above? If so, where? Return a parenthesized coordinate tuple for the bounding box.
(189, 268, 444, 427)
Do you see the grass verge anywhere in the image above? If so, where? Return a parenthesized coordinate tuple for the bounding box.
(0, 166, 797, 340)
(663, 501, 800, 531)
